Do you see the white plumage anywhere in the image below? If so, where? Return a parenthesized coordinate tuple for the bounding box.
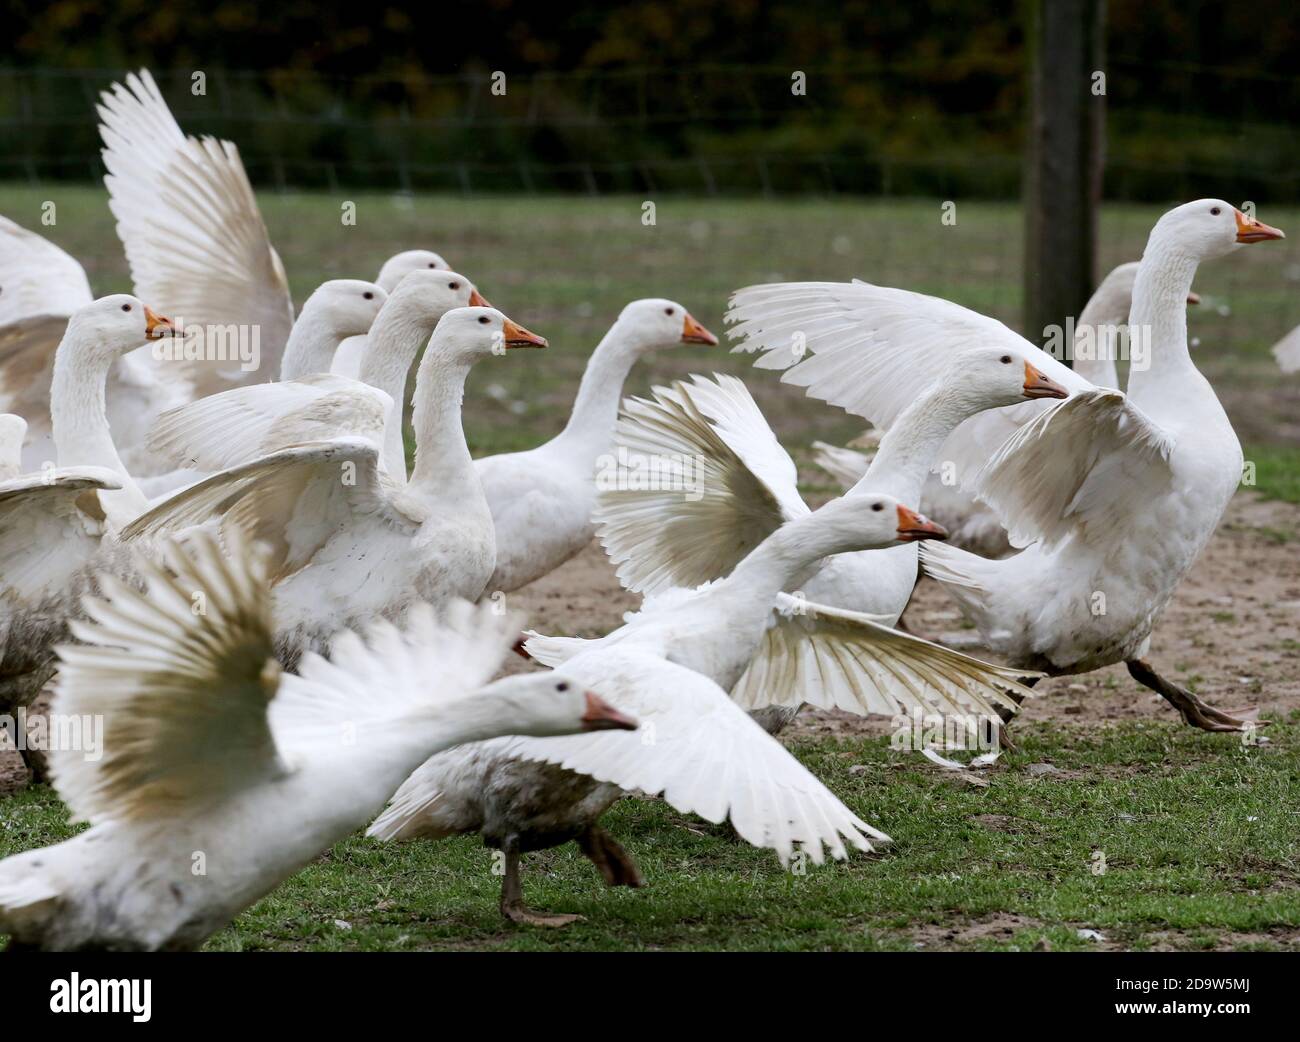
(0, 529, 632, 950)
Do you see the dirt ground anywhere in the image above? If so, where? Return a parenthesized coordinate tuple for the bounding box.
(2, 492, 1297, 796)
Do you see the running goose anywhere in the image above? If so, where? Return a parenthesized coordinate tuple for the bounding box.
(726, 199, 1284, 731)
(369, 492, 962, 926)
(0, 530, 635, 951)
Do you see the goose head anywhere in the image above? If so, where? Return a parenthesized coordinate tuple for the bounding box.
(303, 279, 389, 338)
(474, 672, 638, 735)
(949, 345, 1070, 407)
(376, 249, 452, 292)
(384, 269, 491, 330)
(1150, 199, 1284, 261)
(66, 294, 179, 362)
(814, 492, 948, 550)
(429, 306, 547, 364)
(615, 298, 719, 353)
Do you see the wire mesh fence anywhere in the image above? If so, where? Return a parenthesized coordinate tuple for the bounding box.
(1, 61, 1298, 417)
(3, 61, 1299, 200)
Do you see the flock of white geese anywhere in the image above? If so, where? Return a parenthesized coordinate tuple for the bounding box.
(0, 70, 1290, 949)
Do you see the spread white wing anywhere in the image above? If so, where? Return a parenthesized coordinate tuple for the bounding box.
(52, 530, 284, 824)
(120, 438, 414, 582)
(973, 389, 1178, 551)
(731, 593, 1036, 719)
(99, 69, 294, 391)
(0, 467, 121, 601)
(146, 375, 391, 472)
(594, 374, 806, 594)
(726, 280, 1095, 494)
(0, 217, 93, 323)
(506, 647, 888, 865)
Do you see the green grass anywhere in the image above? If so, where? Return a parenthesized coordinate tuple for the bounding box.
(5, 718, 1297, 951)
(1247, 443, 1300, 505)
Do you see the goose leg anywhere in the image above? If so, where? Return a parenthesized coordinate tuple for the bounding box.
(996, 676, 1038, 750)
(19, 745, 49, 785)
(498, 839, 583, 928)
(1126, 660, 1258, 733)
(576, 826, 644, 888)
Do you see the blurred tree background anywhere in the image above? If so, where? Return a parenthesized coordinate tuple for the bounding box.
(1, 0, 1297, 200)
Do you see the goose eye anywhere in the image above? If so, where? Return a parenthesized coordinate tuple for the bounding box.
(363, 291, 374, 300)
(449, 281, 460, 290)
(1210, 206, 1222, 216)
(664, 307, 675, 316)
(871, 502, 883, 512)
(427, 262, 437, 268)
(1000, 354, 1011, 364)
(478, 315, 490, 324)
(121, 303, 132, 312)
(556, 682, 569, 692)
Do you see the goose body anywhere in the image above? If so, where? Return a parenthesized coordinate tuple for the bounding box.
(0, 532, 634, 951)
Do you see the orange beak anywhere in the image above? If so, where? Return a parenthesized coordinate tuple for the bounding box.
(580, 691, 639, 732)
(896, 504, 948, 542)
(1023, 360, 1070, 400)
(1186, 291, 1201, 306)
(144, 306, 179, 339)
(468, 288, 491, 308)
(501, 317, 547, 349)
(1235, 209, 1285, 244)
(681, 312, 719, 345)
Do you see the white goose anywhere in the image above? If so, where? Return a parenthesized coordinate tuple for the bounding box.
(808, 261, 1201, 555)
(146, 270, 486, 483)
(121, 307, 546, 666)
(0, 217, 188, 474)
(0, 296, 179, 778)
(371, 490, 1033, 925)
(726, 200, 1285, 731)
(0, 530, 636, 951)
(475, 298, 718, 592)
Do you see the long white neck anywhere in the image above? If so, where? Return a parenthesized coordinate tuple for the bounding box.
(50, 332, 148, 527)
(408, 348, 478, 501)
(1126, 238, 1201, 405)
(723, 505, 882, 605)
(301, 693, 560, 848)
(552, 321, 645, 457)
(359, 303, 437, 483)
(279, 306, 345, 380)
(852, 387, 975, 504)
